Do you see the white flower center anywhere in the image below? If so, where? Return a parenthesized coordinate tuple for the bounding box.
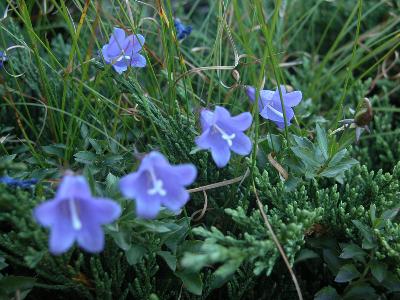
(68, 198, 82, 230)
(147, 167, 167, 196)
(214, 124, 236, 147)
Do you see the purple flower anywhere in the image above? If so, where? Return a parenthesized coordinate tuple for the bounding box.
(34, 173, 121, 254)
(0, 176, 37, 188)
(174, 19, 192, 40)
(119, 152, 197, 219)
(0, 50, 7, 68)
(246, 85, 302, 129)
(195, 106, 252, 168)
(101, 27, 146, 74)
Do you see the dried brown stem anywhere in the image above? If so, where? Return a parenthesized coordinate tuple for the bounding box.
(252, 185, 303, 300)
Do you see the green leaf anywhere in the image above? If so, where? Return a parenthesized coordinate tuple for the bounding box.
(176, 271, 203, 296)
(0, 257, 7, 270)
(328, 149, 347, 167)
(157, 251, 176, 271)
(343, 283, 377, 300)
(323, 249, 341, 275)
(370, 262, 387, 282)
(319, 158, 358, 178)
(315, 286, 340, 300)
(105, 173, 119, 195)
(291, 146, 321, 169)
(335, 264, 360, 283)
(382, 272, 400, 292)
(295, 249, 319, 263)
(0, 276, 36, 292)
(104, 154, 124, 165)
(316, 124, 328, 160)
(126, 245, 147, 265)
(74, 151, 96, 164)
(42, 144, 65, 158)
(339, 244, 366, 260)
(381, 208, 399, 221)
(351, 220, 376, 249)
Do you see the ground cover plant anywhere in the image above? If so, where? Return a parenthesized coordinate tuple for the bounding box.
(0, 0, 399, 299)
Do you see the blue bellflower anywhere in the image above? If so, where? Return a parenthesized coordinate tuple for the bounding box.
(119, 151, 197, 219)
(34, 173, 121, 254)
(246, 85, 302, 129)
(0, 176, 37, 188)
(195, 106, 253, 168)
(0, 50, 7, 68)
(102, 27, 146, 74)
(174, 19, 192, 40)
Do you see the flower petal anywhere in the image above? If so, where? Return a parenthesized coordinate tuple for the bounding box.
(126, 34, 145, 53)
(106, 28, 128, 57)
(130, 54, 146, 68)
(112, 64, 128, 74)
(195, 128, 212, 149)
(260, 104, 294, 123)
(81, 198, 121, 225)
(109, 28, 126, 45)
(246, 86, 273, 111)
(135, 197, 161, 219)
(34, 200, 60, 227)
(101, 45, 112, 63)
(169, 164, 197, 186)
(211, 143, 231, 168)
(200, 110, 214, 130)
(119, 172, 146, 199)
(49, 218, 75, 255)
(160, 187, 189, 213)
(214, 106, 231, 121)
(224, 112, 252, 131)
(56, 175, 91, 200)
(231, 132, 252, 155)
(77, 224, 104, 253)
(284, 91, 302, 107)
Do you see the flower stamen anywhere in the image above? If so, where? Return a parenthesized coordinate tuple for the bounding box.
(214, 124, 236, 147)
(147, 168, 167, 196)
(68, 198, 82, 230)
(267, 104, 284, 118)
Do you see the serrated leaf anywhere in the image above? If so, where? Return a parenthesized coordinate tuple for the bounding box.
(74, 151, 96, 164)
(319, 158, 358, 178)
(371, 262, 387, 282)
(323, 249, 341, 275)
(176, 271, 203, 296)
(315, 286, 340, 300)
(381, 208, 399, 221)
(157, 251, 176, 271)
(291, 146, 321, 168)
(126, 245, 146, 265)
(339, 244, 366, 259)
(352, 220, 375, 249)
(295, 249, 319, 263)
(343, 283, 377, 300)
(316, 124, 328, 160)
(335, 264, 360, 283)
(382, 272, 400, 292)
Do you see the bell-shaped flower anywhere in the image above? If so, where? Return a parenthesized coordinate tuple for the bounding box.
(34, 173, 121, 255)
(246, 85, 302, 129)
(195, 106, 252, 168)
(0, 50, 7, 68)
(119, 152, 197, 219)
(174, 19, 192, 40)
(101, 27, 146, 74)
